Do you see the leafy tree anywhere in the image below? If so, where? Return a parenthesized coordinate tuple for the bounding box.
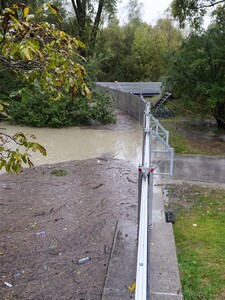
(95, 19, 127, 81)
(163, 18, 225, 130)
(96, 17, 183, 82)
(70, 0, 117, 56)
(126, 0, 144, 22)
(155, 16, 183, 51)
(0, 2, 91, 173)
(171, 0, 225, 28)
(0, 2, 91, 100)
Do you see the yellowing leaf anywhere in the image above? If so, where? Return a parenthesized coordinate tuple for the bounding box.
(21, 47, 32, 60)
(84, 86, 92, 99)
(127, 282, 136, 293)
(73, 86, 78, 95)
(23, 6, 30, 18)
(9, 14, 23, 30)
(59, 31, 66, 40)
(69, 78, 74, 87)
(46, 3, 61, 22)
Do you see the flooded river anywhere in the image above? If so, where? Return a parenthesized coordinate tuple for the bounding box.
(1, 118, 143, 167)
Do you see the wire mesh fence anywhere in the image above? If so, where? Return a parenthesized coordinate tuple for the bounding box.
(96, 84, 147, 126)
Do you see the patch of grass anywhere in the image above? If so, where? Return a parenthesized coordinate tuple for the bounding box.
(165, 124, 196, 154)
(50, 168, 69, 177)
(168, 185, 225, 299)
(162, 118, 225, 156)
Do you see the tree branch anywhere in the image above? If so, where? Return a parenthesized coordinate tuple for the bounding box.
(0, 55, 41, 71)
(198, 0, 225, 8)
(91, 0, 104, 49)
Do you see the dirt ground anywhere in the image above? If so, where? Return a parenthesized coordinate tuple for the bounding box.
(1, 114, 225, 300)
(0, 158, 138, 300)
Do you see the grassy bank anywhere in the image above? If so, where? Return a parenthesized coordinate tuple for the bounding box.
(160, 106, 225, 299)
(161, 118, 225, 156)
(167, 184, 225, 300)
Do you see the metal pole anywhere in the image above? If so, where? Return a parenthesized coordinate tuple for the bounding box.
(139, 97, 141, 124)
(148, 168, 154, 227)
(170, 148, 174, 176)
(116, 89, 119, 109)
(138, 166, 142, 227)
(129, 93, 131, 116)
(142, 130, 145, 166)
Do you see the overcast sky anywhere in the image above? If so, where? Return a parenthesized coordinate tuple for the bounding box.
(118, 0, 173, 24)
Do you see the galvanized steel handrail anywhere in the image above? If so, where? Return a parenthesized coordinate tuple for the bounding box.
(136, 103, 174, 300)
(95, 83, 174, 300)
(135, 103, 151, 300)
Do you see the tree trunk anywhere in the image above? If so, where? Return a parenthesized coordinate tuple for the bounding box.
(213, 102, 225, 130)
(71, 0, 106, 57)
(71, 0, 87, 56)
(215, 117, 225, 131)
(90, 0, 104, 54)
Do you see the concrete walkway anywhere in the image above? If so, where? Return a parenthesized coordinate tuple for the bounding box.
(101, 178, 183, 300)
(150, 183, 183, 300)
(173, 154, 225, 183)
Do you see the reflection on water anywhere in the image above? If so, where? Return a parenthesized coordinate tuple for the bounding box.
(1, 121, 143, 167)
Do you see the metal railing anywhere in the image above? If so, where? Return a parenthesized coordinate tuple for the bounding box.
(96, 84, 174, 300)
(136, 103, 174, 299)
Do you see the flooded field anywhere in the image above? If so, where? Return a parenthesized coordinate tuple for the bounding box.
(1, 117, 143, 167)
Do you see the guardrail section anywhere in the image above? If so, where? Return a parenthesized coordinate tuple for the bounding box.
(136, 103, 174, 300)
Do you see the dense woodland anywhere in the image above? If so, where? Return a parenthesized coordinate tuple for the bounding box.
(0, 0, 224, 172)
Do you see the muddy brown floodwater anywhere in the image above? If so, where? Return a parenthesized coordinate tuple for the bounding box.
(1, 112, 143, 167)
(0, 113, 140, 300)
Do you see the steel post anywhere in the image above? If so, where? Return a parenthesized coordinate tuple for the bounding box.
(148, 169, 154, 227)
(138, 166, 142, 227)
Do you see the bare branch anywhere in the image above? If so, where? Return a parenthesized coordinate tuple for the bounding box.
(198, 0, 225, 8)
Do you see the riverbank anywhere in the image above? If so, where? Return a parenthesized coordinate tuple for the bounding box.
(161, 118, 225, 156)
(0, 158, 138, 300)
(1, 115, 225, 299)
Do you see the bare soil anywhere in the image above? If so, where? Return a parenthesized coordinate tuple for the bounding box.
(1, 114, 225, 300)
(0, 157, 138, 300)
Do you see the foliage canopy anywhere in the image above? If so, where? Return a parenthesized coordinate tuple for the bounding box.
(0, 2, 91, 100)
(171, 0, 225, 28)
(163, 16, 225, 129)
(0, 2, 93, 173)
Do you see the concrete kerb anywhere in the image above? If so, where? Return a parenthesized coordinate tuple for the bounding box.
(101, 220, 137, 299)
(101, 182, 183, 300)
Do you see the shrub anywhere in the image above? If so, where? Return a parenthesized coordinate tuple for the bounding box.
(8, 82, 115, 127)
